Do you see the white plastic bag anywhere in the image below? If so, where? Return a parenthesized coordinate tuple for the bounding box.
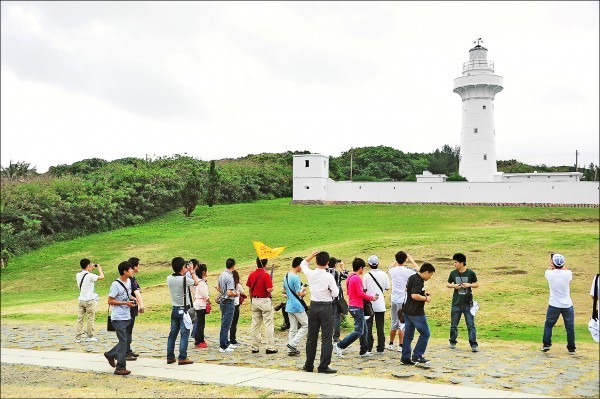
(470, 301, 480, 317)
(588, 318, 599, 343)
(183, 311, 193, 330)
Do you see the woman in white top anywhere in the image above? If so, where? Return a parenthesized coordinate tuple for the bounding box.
(230, 270, 245, 345)
(193, 263, 210, 348)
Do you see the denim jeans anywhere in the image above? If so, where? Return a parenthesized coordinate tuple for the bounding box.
(366, 311, 386, 352)
(543, 305, 576, 351)
(337, 306, 368, 354)
(449, 304, 477, 346)
(167, 306, 190, 361)
(219, 300, 235, 349)
(107, 319, 130, 370)
(402, 314, 430, 361)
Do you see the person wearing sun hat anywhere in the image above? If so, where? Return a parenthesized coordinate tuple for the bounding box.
(542, 253, 576, 354)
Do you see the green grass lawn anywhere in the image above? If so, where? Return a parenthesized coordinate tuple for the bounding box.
(2, 198, 598, 343)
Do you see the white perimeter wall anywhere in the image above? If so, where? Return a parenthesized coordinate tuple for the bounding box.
(316, 180, 599, 205)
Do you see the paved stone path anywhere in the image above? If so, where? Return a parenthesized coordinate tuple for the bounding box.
(1, 321, 598, 398)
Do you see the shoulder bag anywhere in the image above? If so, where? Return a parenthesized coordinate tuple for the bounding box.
(183, 276, 197, 322)
(107, 279, 129, 331)
(285, 273, 309, 312)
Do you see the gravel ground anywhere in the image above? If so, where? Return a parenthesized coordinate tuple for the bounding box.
(1, 320, 599, 398)
(0, 364, 316, 398)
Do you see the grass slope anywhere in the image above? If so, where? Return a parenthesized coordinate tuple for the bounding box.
(2, 198, 598, 343)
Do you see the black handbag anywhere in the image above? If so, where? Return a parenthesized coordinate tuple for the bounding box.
(337, 296, 349, 315)
(107, 313, 115, 331)
(363, 300, 375, 317)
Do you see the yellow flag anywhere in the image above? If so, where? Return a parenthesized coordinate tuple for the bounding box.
(252, 241, 286, 259)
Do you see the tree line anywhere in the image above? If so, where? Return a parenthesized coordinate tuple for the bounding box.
(1, 147, 597, 264)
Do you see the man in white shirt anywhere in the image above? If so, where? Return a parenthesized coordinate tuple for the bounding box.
(387, 251, 417, 351)
(363, 255, 390, 354)
(542, 253, 576, 354)
(75, 258, 104, 343)
(300, 250, 339, 374)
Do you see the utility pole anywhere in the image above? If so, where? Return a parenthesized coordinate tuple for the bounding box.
(350, 148, 353, 181)
(575, 150, 579, 172)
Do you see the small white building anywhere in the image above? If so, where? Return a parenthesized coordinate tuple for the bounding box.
(416, 171, 447, 183)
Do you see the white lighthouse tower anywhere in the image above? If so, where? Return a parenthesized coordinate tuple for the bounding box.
(454, 39, 503, 182)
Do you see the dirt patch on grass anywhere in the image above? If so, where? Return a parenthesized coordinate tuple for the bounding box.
(434, 257, 454, 262)
(517, 217, 599, 223)
(494, 269, 528, 275)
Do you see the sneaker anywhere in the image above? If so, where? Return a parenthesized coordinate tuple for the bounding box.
(251, 349, 259, 354)
(541, 345, 551, 352)
(288, 349, 300, 356)
(126, 352, 139, 358)
(387, 344, 395, 351)
(195, 342, 208, 348)
(375, 350, 385, 355)
(401, 358, 416, 366)
(412, 356, 429, 364)
(471, 345, 479, 353)
(266, 349, 279, 354)
(568, 350, 576, 355)
(125, 355, 137, 361)
(75, 339, 82, 343)
(178, 358, 194, 365)
(333, 344, 344, 358)
(228, 344, 238, 349)
(219, 347, 234, 353)
(114, 369, 131, 375)
(360, 351, 373, 357)
(279, 324, 290, 331)
(449, 342, 456, 349)
(85, 337, 98, 342)
(397, 345, 402, 352)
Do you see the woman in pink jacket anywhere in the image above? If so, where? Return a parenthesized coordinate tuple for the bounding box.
(193, 263, 210, 348)
(334, 258, 379, 357)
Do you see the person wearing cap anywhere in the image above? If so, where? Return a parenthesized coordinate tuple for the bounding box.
(445, 253, 479, 352)
(363, 255, 390, 354)
(542, 253, 576, 354)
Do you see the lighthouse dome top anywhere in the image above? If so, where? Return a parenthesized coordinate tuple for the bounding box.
(469, 44, 488, 52)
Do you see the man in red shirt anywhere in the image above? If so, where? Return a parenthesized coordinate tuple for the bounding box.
(246, 258, 277, 354)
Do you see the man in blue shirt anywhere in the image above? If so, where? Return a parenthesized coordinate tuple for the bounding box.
(283, 257, 309, 356)
(104, 261, 136, 375)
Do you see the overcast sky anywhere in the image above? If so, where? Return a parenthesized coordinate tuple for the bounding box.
(1, 1, 598, 173)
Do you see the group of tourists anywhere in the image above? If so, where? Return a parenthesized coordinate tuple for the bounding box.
(75, 250, 595, 376)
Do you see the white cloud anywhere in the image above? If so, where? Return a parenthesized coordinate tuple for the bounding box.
(1, 1, 598, 172)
